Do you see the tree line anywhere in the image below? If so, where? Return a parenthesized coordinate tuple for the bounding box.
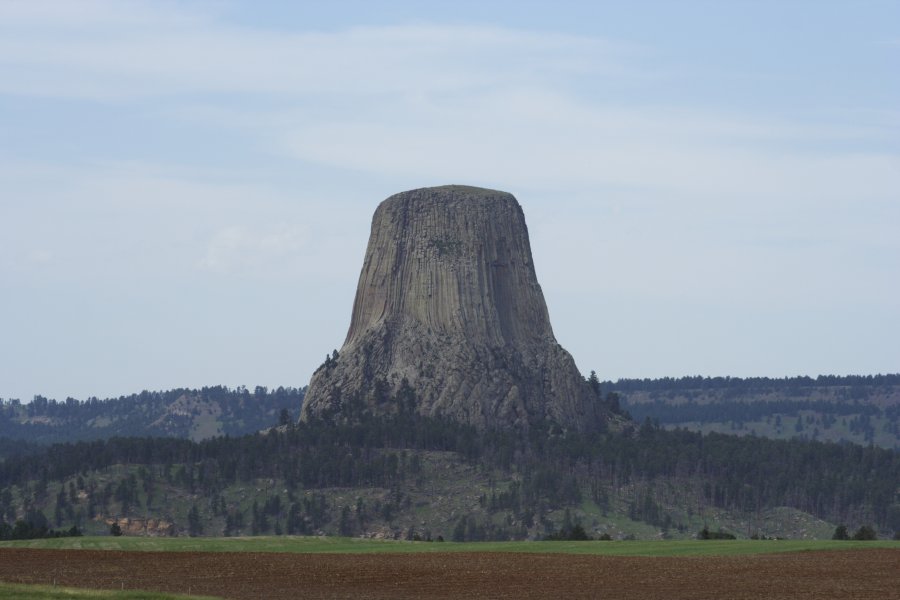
(606, 374, 900, 393)
(0, 385, 305, 443)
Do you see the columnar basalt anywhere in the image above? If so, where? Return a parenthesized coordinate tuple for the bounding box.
(301, 185, 605, 431)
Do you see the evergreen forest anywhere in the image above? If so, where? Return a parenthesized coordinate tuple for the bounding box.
(1, 389, 898, 542)
(610, 374, 900, 449)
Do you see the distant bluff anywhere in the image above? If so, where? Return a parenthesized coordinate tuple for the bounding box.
(300, 185, 608, 432)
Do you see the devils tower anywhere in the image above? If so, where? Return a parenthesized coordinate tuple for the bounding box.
(301, 185, 605, 431)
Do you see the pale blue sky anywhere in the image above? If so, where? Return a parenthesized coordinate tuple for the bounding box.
(1, 1, 898, 401)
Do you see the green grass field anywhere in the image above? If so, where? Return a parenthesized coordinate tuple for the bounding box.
(0, 582, 219, 600)
(0, 535, 896, 557)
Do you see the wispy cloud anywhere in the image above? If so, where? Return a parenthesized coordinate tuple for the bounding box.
(0, 159, 371, 288)
(198, 225, 308, 274)
(279, 90, 900, 212)
(0, 4, 638, 100)
(3, 0, 894, 207)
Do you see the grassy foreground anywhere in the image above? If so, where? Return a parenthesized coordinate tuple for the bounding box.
(0, 582, 219, 600)
(0, 536, 897, 556)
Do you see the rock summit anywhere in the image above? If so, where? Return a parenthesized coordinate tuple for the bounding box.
(301, 185, 605, 431)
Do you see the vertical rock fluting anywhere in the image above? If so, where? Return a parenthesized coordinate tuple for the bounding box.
(300, 185, 604, 431)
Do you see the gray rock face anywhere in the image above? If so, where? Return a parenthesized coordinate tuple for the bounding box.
(300, 185, 603, 431)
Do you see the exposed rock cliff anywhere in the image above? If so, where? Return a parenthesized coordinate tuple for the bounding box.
(301, 185, 606, 431)
(101, 516, 177, 536)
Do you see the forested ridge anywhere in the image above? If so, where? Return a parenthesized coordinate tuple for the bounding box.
(2, 411, 898, 538)
(606, 374, 900, 392)
(0, 385, 304, 444)
(1, 376, 898, 540)
(608, 375, 900, 449)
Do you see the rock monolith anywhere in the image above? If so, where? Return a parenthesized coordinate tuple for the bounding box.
(300, 185, 605, 431)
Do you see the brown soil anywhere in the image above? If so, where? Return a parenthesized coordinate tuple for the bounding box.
(0, 548, 897, 599)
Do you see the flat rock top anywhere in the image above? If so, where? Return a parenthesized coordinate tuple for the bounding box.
(395, 184, 513, 196)
(381, 185, 516, 206)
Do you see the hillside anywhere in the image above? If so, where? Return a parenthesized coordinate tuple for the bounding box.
(2, 412, 898, 543)
(0, 386, 304, 445)
(612, 375, 900, 449)
(2, 376, 898, 542)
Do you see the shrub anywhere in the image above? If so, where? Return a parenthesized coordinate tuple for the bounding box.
(698, 526, 735, 540)
(543, 523, 591, 541)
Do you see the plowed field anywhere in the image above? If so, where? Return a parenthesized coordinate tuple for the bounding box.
(1, 548, 897, 599)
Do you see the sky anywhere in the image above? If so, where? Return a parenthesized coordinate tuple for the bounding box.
(1, 0, 898, 402)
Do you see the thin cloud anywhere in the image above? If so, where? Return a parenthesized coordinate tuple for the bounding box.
(280, 91, 900, 208)
(0, 11, 639, 99)
(0, 0, 212, 29)
(198, 225, 308, 275)
(3, 1, 895, 211)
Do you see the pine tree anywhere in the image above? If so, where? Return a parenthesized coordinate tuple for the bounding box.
(187, 505, 203, 537)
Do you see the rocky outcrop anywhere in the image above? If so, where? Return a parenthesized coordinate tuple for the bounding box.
(301, 185, 606, 432)
(101, 516, 177, 536)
